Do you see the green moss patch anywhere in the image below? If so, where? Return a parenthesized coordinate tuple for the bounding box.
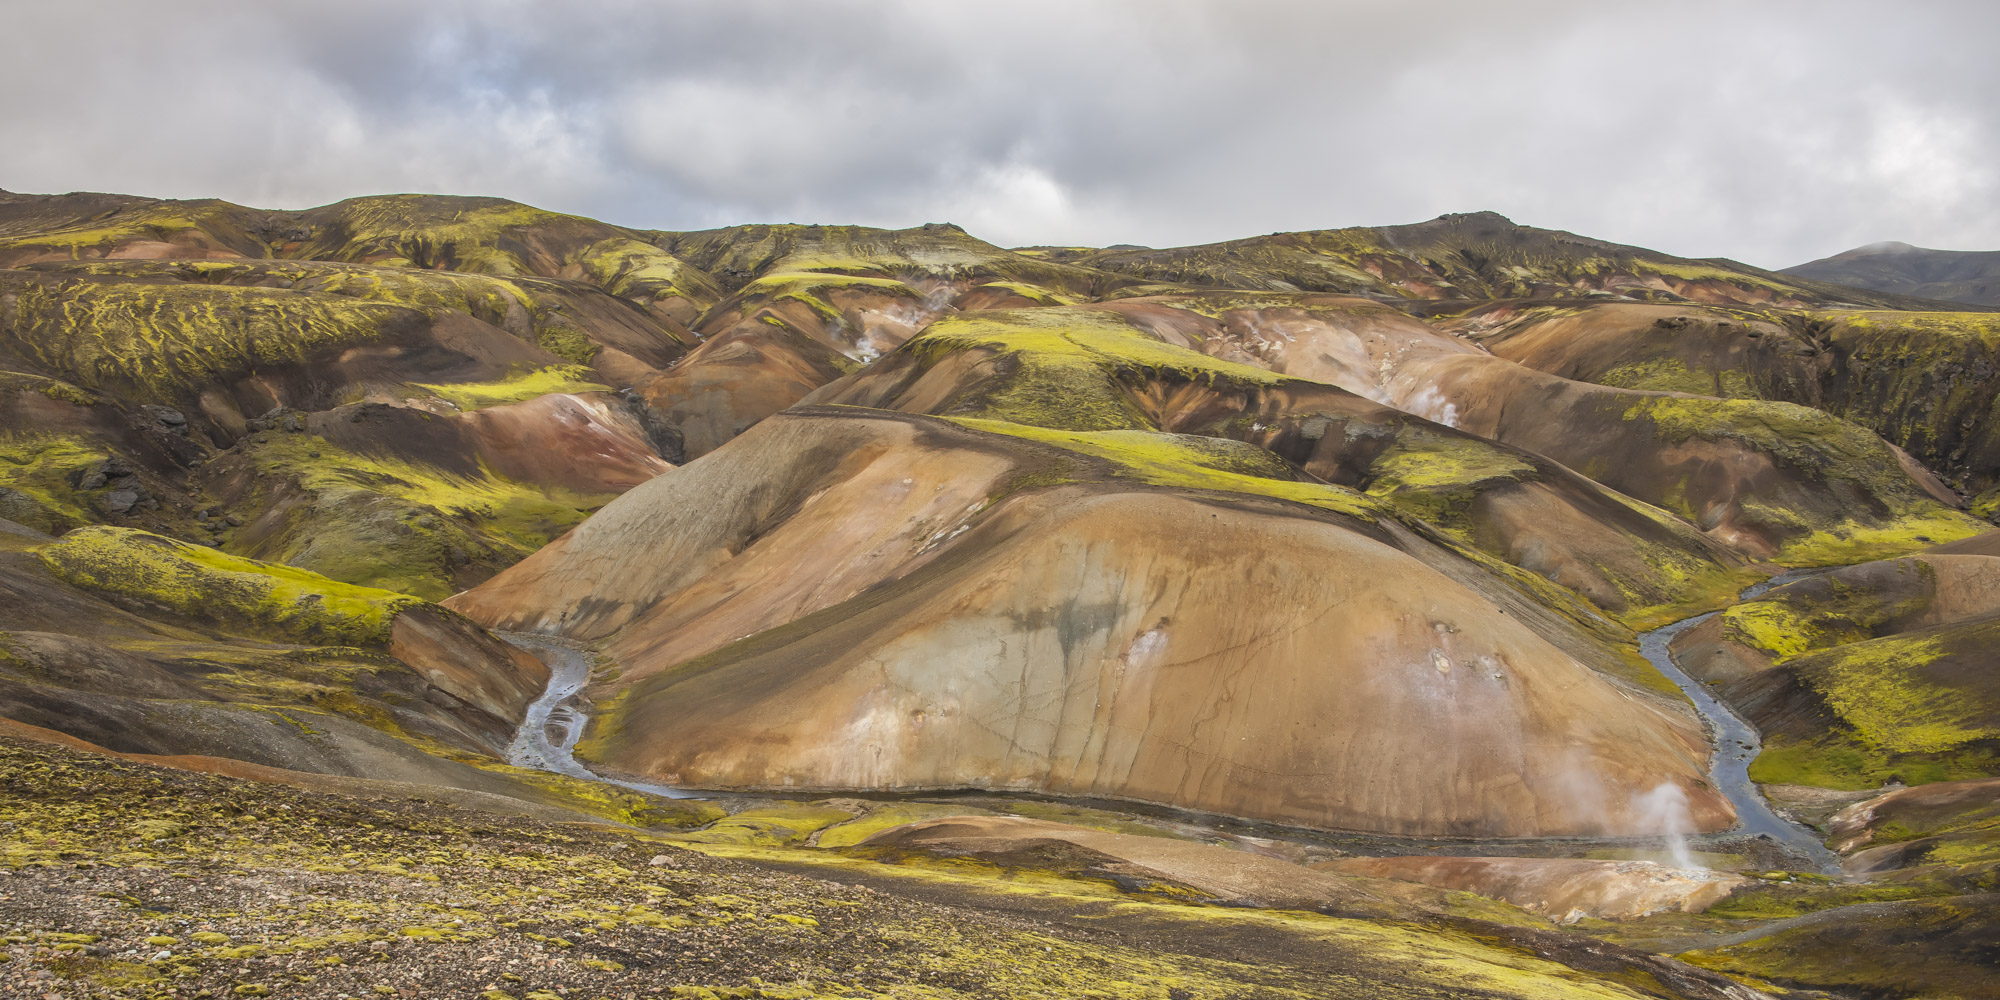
(1747, 619, 2000, 789)
(414, 365, 610, 411)
(1715, 560, 1932, 663)
(571, 238, 721, 307)
(37, 525, 420, 646)
(907, 308, 1279, 431)
(0, 269, 413, 403)
(1597, 357, 1754, 399)
(948, 418, 1379, 520)
(669, 804, 858, 847)
(310, 196, 571, 276)
(233, 435, 605, 599)
(0, 434, 109, 533)
(813, 803, 998, 848)
(1619, 394, 1985, 563)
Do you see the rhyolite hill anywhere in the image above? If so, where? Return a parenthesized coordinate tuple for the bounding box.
(2, 188, 1998, 999)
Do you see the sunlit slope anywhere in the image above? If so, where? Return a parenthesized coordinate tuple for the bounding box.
(450, 314, 1742, 837)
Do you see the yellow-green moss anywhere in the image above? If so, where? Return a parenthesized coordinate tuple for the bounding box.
(234, 435, 605, 599)
(908, 308, 1280, 431)
(1360, 434, 1535, 536)
(813, 803, 998, 848)
(3, 258, 649, 401)
(969, 281, 1074, 305)
(1747, 622, 2000, 789)
(571, 238, 721, 307)
(414, 365, 610, 411)
(1808, 633, 1997, 755)
(1598, 358, 1754, 398)
(0, 204, 216, 255)
(0, 433, 109, 533)
(0, 270, 411, 403)
(1718, 601, 1841, 661)
(1773, 509, 1987, 566)
(1971, 486, 2000, 521)
(1620, 394, 1986, 563)
(948, 418, 1379, 519)
(0, 368, 99, 406)
(466, 761, 727, 830)
(669, 804, 858, 847)
(313, 197, 569, 276)
(37, 525, 420, 645)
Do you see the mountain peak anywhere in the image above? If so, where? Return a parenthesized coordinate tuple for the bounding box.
(1849, 240, 1920, 256)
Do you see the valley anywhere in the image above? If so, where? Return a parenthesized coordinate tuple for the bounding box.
(3, 190, 1998, 999)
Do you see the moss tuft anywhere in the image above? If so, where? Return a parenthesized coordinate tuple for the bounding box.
(37, 525, 421, 645)
(948, 418, 1380, 520)
(414, 365, 610, 411)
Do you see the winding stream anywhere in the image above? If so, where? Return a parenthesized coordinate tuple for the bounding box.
(499, 632, 694, 800)
(1638, 573, 1840, 873)
(500, 577, 1844, 870)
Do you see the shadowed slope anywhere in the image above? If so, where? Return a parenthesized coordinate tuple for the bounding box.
(1094, 293, 1983, 562)
(1784, 241, 2000, 307)
(1465, 301, 2000, 506)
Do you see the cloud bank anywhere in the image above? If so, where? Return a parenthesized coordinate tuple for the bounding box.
(4, 0, 1995, 265)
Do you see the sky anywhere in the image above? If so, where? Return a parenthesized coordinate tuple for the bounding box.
(3, 1, 1996, 267)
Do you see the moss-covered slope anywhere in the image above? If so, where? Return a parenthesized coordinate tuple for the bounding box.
(1474, 301, 2000, 503)
(652, 221, 1130, 298)
(37, 525, 419, 646)
(1078, 211, 1943, 308)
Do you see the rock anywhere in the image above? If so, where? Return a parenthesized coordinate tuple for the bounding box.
(79, 471, 109, 490)
(103, 490, 140, 514)
(224, 514, 243, 527)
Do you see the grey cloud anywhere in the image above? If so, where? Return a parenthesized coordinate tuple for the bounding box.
(2, 0, 1994, 266)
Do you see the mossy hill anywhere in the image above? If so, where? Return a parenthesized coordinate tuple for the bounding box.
(1078, 211, 1958, 308)
(3, 186, 1998, 1000)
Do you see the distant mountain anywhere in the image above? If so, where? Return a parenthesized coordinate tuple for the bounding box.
(1783, 241, 2000, 307)
(1073, 211, 1947, 310)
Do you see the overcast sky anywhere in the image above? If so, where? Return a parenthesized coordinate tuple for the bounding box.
(4, 1, 1995, 266)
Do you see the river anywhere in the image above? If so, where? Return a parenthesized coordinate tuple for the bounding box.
(1638, 573, 1840, 873)
(499, 631, 695, 800)
(500, 580, 1846, 870)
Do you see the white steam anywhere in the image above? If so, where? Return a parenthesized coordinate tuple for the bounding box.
(1631, 781, 1700, 870)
